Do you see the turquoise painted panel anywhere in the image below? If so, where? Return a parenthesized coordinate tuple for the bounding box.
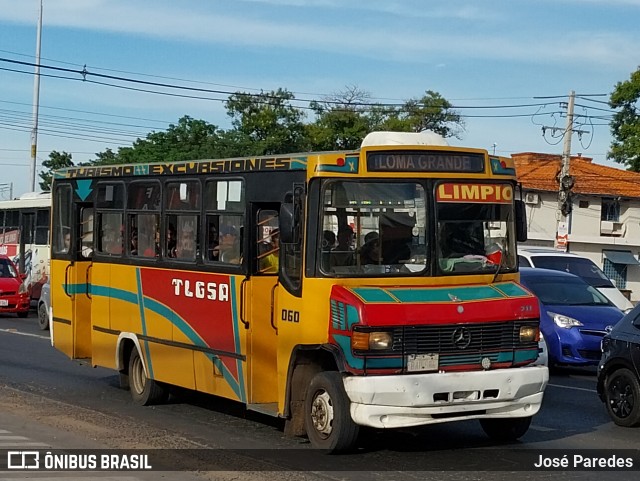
(389, 285, 503, 303)
(334, 335, 363, 369)
(73, 280, 244, 401)
(514, 348, 539, 363)
(346, 304, 360, 329)
(350, 288, 397, 303)
(494, 283, 530, 297)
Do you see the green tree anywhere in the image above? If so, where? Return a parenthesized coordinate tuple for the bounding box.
(80, 87, 464, 167)
(225, 89, 309, 155)
(609, 67, 640, 171)
(92, 116, 222, 164)
(309, 87, 465, 150)
(378, 90, 464, 138)
(308, 86, 373, 150)
(39, 151, 73, 191)
(93, 148, 118, 165)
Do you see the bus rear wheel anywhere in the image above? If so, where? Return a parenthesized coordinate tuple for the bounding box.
(479, 416, 532, 441)
(128, 348, 169, 406)
(304, 371, 359, 452)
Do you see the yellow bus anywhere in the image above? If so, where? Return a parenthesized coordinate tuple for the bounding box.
(50, 131, 548, 452)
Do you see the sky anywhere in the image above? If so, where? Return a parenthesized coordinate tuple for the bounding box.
(0, 0, 639, 199)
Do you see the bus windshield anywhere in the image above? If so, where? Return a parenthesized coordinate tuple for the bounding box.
(436, 182, 517, 274)
(319, 180, 427, 276)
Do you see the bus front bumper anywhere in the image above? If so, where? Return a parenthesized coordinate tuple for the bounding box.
(343, 366, 549, 429)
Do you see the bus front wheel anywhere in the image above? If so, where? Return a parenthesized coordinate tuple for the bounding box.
(479, 416, 532, 441)
(128, 348, 169, 406)
(304, 371, 359, 452)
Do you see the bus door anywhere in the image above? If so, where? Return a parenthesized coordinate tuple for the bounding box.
(51, 182, 94, 360)
(246, 206, 280, 408)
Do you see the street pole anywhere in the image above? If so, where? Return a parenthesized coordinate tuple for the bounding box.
(555, 90, 575, 250)
(29, 0, 43, 193)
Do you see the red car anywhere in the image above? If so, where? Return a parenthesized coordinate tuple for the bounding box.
(0, 255, 29, 318)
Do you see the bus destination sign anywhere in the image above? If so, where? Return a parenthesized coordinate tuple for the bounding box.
(367, 151, 485, 173)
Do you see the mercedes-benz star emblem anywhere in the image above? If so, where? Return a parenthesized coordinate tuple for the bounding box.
(452, 327, 471, 349)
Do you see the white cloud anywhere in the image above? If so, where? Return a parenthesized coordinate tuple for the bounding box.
(0, 0, 636, 70)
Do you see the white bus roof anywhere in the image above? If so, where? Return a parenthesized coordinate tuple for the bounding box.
(0, 191, 51, 210)
(361, 131, 449, 148)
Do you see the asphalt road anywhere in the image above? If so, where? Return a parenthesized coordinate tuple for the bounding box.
(0, 309, 638, 480)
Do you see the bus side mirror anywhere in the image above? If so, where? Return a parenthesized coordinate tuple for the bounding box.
(279, 203, 295, 244)
(515, 200, 527, 242)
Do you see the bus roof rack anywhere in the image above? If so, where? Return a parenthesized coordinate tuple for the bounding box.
(361, 130, 449, 148)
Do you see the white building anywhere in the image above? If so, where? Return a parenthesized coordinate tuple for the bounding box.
(514, 152, 640, 302)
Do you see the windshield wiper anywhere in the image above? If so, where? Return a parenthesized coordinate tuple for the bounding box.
(491, 244, 505, 284)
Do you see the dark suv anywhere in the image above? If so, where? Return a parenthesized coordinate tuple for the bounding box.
(597, 303, 640, 426)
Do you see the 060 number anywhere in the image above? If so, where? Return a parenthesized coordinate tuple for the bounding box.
(281, 309, 300, 323)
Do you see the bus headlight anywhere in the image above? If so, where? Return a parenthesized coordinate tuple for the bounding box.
(519, 325, 539, 342)
(351, 331, 393, 351)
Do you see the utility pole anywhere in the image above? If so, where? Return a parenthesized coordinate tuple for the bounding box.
(29, 0, 43, 193)
(554, 90, 576, 251)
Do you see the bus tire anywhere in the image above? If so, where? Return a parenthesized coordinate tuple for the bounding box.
(604, 368, 640, 427)
(304, 371, 359, 452)
(479, 416, 532, 441)
(128, 348, 169, 406)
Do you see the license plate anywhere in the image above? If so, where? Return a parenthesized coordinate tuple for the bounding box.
(0, 299, 8, 306)
(407, 353, 439, 372)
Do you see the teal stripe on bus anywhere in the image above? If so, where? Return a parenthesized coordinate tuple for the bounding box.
(63, 281, 244, 401)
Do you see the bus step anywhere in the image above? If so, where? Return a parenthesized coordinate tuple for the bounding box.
(247, 403, 279, 417)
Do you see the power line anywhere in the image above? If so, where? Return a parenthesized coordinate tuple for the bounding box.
(0, 57, 618, 116)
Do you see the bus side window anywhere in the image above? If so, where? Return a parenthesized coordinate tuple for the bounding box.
(256, 210, 279, 274)
(80, 208, 94, 258)
(53, 185, 72, 257)
(165, 181, 201, 262)
(204, 179, 245, 266)
(97, 212, 123, 255)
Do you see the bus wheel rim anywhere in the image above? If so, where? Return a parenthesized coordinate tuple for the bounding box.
(310, 390, 334, 437)
(132, 355, 146, 394)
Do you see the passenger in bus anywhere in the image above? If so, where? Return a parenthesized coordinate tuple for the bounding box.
(439, 222, 484, 258)
(259, 230, 279, 274)
(330, 226, 355, 268)
(59, 231, 71, 254)
(360, 232, 381, 265)
(130, 229, 138, 256)
(213, 224, 240, 264)
(167, 224, 177, 258)
(102, 224, 123, 255)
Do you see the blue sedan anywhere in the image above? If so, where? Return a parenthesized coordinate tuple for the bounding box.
(519, 268, 624, 367)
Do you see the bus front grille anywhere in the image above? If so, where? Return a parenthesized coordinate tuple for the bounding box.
(391, 321, 538, 356)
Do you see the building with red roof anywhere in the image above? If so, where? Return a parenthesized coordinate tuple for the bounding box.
(514, 152, 640, 302)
